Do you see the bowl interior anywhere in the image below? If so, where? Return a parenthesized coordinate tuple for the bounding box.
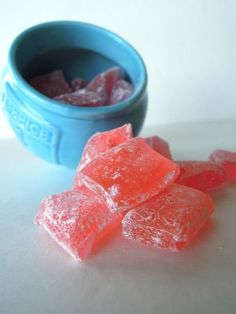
(12, 22, 145, 89)
(23, 48, 125, 82)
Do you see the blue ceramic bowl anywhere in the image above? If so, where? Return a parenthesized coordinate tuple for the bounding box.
(1, 21, 148, 168)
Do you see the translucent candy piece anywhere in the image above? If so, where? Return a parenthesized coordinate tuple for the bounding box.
(209, 150, 236, 182)
(77, 123, 133, 171)
(35, 190, 121, 261)
(110, 79, 133, 104)
(70, 78, 87, 91)
(54, 89, 104, 107)
(75, 137, 180, 213)
(86, 67, 121, 104)
(122, 183, 214, 251)
(144, 135, 172, 160)
(29, 70, 72, 98)
(175, 161, 226, 192)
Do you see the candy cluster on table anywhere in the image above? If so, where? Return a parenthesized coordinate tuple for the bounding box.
(35, 124, 236, 261)
(29, 67, 133, 107)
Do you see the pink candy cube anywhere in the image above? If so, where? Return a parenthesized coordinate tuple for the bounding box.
(209, 150, 236, 182)
(110, 79, 133, 104)
(122, 184, 214, 251)
(35, 190, 121, 260)
(144, 135, 172, 160)
(75, 137, 180, 213)
(77, 123, 133, 171)
(86, 67, 121, 105)
(54, 89, 104, 107)
(70, 78, 87, 91)
(175, 161, 226, 192)
(29, 70, 72, 98)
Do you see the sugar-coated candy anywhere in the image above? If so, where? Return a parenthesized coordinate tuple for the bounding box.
(86, 67, 121, 104)
(29, 70, 72, 98)
(35, 190, 121, 260)
(54, 89, 104, 107)
(144, 135, 172, 160)
(77, 123, 133, 171)
(175, 161, 226, 192)
(29, 67, 134, 106)
(110, 79, 133, 104)
(122, 184, 214, 251)
(36, 124, 233, 261)
(209, 150, 236, 182)
(70, 78, 87, 91)
(75, 137, 180, 213)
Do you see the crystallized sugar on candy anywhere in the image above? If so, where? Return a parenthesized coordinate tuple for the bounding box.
(75, 137, 180, 213)
(77, 123, 133, 171)
(144, 136, 172, 160)
(35, 190, 121, 260)
(54, 89, 104, 107)
(86, 67, 121, 105)
(110, 79, 133, 104)
(122, 184, 214, 251)
(29, 70, 72, 98)
(209, 150, 236, 182)
(29, 67, 134, 107)
(175, 161, 226, 193)
(70, 78, 87, 91)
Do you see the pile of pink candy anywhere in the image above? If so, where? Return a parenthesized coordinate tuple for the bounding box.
(29, 67, 133, 107)
(35, 124, 236, 261)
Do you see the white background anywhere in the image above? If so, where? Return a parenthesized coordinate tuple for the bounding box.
(0, 0, 236, 138)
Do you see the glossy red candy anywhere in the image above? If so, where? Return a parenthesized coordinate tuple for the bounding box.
(110, 79, 133, 104)
(144, 135, 172, 160)
(35, 190, 121, 260)
(86, 67, 121, 105)
(29, 70, 72, 98)
(175, 161, 226, 192)
(209, 150, 236, 182)
(75, 137, 180, 213)
(77, 123, 133, 171)
(54, 89, 103, 107)
(122, 184, 214, 251)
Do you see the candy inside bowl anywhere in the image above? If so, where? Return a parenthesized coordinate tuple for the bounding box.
(1, 21, 148, 168)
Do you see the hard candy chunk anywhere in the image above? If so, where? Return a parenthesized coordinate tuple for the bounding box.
(122, 184, 214, 251)
(77, 123, 133, 171)
(209, 150, 236, 182)
(175, 161, 226, 192)
(35, 190, 121, 260)
(110, 79, 133, 104)
(144, 135, 172, 160)
(70, 78, 87, 91)
(86, 67, 121, 105)
(74, 137, 180, 213)
(54, 89, 103, 107)
(29, 70, 72, 98)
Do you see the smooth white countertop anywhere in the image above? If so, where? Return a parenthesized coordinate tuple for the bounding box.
(0, 120, 236, 314)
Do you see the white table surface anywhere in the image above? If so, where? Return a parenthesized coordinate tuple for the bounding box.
(0, 119, 236, 314)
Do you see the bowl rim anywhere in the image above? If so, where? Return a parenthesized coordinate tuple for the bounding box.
(8, 20, 148, 119)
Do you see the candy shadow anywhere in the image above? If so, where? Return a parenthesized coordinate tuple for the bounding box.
(85, 216, 218, 278)
(89, 224, 122, 258)
(184, 217, 217, 250)
(210, 188, 231, 204)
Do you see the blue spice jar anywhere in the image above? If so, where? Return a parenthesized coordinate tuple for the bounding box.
(1, 21, 148, 168)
